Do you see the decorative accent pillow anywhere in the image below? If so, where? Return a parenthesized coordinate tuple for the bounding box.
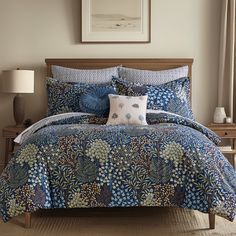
(79, 86, 117, 117)
(52, 65, 119, 83)
(46, 78, 109, 116)
(118, 66, 188, 85)
(107, 94, 148, 125)
(113, 77, 194, 120)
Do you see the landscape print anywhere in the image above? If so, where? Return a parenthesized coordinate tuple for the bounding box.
(91, 0, 142, 32)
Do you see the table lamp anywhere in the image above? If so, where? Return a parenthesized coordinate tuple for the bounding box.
(1, 69, 34, 127)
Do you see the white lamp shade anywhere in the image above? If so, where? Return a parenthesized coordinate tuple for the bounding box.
(1, 70, 34, 93)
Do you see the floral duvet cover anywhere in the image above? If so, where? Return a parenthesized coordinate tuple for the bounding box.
(0, 112, 236, 222)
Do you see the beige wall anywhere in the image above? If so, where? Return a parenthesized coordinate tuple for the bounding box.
(0, 0, 221, 171)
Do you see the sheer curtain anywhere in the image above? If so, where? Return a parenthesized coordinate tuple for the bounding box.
(218, 0, 236, 120)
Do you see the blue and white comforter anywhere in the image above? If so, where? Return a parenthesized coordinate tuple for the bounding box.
(0, 112, 236, 222)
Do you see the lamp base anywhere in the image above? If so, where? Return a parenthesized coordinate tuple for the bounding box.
(13, 94, 25, 127)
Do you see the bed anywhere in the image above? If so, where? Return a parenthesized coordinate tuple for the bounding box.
(0, 58, 235, 230)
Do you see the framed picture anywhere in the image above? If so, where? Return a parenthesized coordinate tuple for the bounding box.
(81, 0, 151, 43)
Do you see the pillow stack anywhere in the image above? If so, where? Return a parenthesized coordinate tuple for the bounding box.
(46, 64, 194, 124)
(112, 76, 194, 120)
(47, 66, 119, 116)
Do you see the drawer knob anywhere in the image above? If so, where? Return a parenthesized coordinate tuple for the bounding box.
(225, 132, 228, 135)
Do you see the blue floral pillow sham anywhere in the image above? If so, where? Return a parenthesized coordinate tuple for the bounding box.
(46, 78, 110, 116)
(79, 86, 117, 116)
(113, 77, 194, 120)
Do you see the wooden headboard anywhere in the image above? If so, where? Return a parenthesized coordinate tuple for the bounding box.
(45, 58, 193, 77)
(45, 58, 194, 100)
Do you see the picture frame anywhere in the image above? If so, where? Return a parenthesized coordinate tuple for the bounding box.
(81, 0, 151, 43)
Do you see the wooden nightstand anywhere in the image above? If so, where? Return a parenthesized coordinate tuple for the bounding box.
(207, 123, 236, 168)
(2, 126, 25, 167)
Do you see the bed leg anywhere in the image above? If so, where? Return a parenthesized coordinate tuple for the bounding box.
(208, 213, 215, 229)
(25, 212, 31, 228)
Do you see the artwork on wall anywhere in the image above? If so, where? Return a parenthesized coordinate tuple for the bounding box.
(81, 0, 151, 43)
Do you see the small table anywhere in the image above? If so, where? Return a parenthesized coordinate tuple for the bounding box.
(207, 123, 236, 168)
(2, 126, 25, 167)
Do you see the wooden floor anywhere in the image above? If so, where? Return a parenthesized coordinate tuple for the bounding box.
(0, 207, 235, 236)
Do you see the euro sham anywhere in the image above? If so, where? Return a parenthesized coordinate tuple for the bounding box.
(113, 77, 194, 120)
(46, 78, 110, 116)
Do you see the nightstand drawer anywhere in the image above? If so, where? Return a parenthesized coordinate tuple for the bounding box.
(207, 123, 236, 169)
(214, 130, 236, 138)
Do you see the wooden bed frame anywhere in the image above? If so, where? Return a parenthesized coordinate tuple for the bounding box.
(25, 58, 215, 229)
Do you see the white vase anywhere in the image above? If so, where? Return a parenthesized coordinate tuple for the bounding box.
(213, 107, 226, 123)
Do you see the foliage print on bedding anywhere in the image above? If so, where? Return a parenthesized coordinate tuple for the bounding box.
(113, 77, 194, 120)
(0, 112, 236, 222)
(46, 78, 111, 116)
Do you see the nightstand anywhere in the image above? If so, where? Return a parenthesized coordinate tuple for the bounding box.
(207, 123, 236, 168)
(2, 126, 25, 167)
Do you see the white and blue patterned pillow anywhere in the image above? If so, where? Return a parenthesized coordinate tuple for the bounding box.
(52, 65, 119, 83)
(113, 77, 194, 120)
(118, 66, 188, 85)
(46, 78, 110, 116)
(107, 94, 148, 125)
(79, 86, 117, 117)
